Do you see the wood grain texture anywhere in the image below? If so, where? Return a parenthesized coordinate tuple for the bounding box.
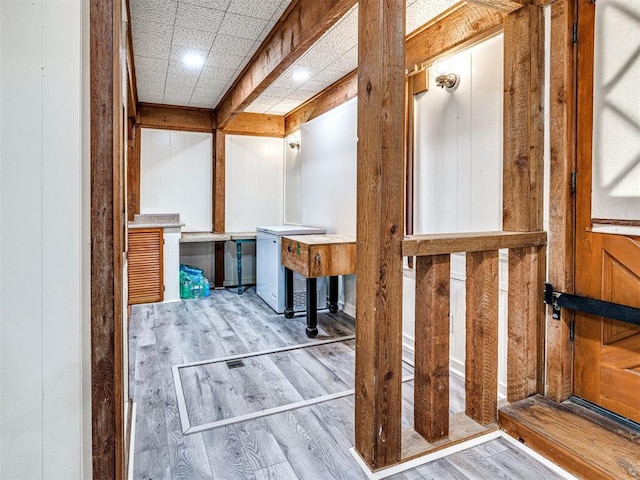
(354, 0, 406, 469)
(126, 118, 140, 222)
(138, 103, 215, 132)
(223, 112, 285, 137)
(545, 0, 575, 403)
(284, 70, 358, 135)
(405, 2, 505, 71)
(90, 0, 125, 477)
(465, 251, 499, 426)
(281, 235, 356, 278)
(499, 395, 640, 480)
(124, 0, 137, 120)
(466, 0, 527, 13)
(507, 246, 545, 402)
(413, 255, 450, 442)
(213, 130, 225, 233)
(128, 228, 164, 305)
(502, 4, 545, 232)
(215, 0, 357, 128)
(402, 231, 546, 257)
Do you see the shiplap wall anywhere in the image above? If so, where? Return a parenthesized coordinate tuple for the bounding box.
(0, 2, 88, 478)
(140, 129, 213, 232)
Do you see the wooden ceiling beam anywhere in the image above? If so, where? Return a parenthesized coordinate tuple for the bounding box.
(465, 0, 528, 13)
(214, 0, 357, 128)
(223, 112, 285, 137)
(406, 2, 506, 70)
(138, 103, 215, 132)
(284, 70, 357, 136)
(125, 0, 138, 120)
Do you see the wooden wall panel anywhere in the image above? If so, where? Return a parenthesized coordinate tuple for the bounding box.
(465, 250, 499, 425)
(354, 0, 405, 470)
(128, 229, 164, 305)
(138, 103, 215, 132)
(545, 0, 576, 403)
(414, 255, 450, 442)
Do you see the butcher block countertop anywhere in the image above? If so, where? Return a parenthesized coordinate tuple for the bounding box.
(281, 234, 356, 278)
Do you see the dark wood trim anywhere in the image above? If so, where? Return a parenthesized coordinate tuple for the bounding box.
(90, 0, 125, 477)
(213, 130, 225, 233)
(592, 218, 640, 227)
(545, 0, 576, 402)
(124, 0, 137, 119)
(126, 118, 141, 222)
(354, 0, 405, 470)
(402, 231, 547, 256)
(284, 70, 358, 136)
(215, 0, 357, 128)
(138, 103, 215, 132)
(405, 2, 506, 71)
(223, 112, 285, 137)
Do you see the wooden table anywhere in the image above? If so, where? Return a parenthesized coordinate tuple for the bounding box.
(281, 234, 356, 337)
(229, 232, 256, 294)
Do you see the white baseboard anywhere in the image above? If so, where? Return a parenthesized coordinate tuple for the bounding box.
(342, 301, 356, 318)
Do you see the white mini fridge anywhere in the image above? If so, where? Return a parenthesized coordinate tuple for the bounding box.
(256, 225, 326, 313)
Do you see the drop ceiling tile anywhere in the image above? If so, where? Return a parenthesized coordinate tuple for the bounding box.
(285, 89, 315, 101)
(135, 55, 169, 73)
(244, 103, 270, 114)
(130, 0, 177, 26)
(165, 72, 198, 92)
(308, 69, 343, 85)
(164, 91, 194, 106)
(218, 13, 269, 40)
(297, 78, 332, 94)
(189, 97, 216, 109)
(325, 46, 358, 74)
(169, 45, 209, 65)
(296, 49, 335, 71)
(227, 0, 284, 20)
(209, 34, 255, 56)
(175, 3, 225, 32)
(204, 51, 245, 71)
(406, 0, 457, 35)
(167, 60, 203, 78)
(267, 99, 303, 115)
(200, 65, 236, 84)
(131, 20, 173, 58)
(181, 0, 231, 11)
(172, 27, 216, 50)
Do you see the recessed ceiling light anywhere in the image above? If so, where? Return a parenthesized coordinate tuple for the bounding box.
(183, 52, 205, 69)
(292, 69, 310, 82)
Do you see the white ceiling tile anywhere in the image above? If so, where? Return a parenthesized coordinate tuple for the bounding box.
(267, 99, 303, 115)
(188, 92, 217, 109)
(165, 72, 198, 92)
(175, 3, 225, 32)
(204, 51, 245, 71)
(167, 60, 203, 78)
(406, 0, 458, 35)
(200, 65, 236, 83)
(244, 103, 270, 114)
(164, 91, 194, 106)
(131, 20, 173, 58)
(172, 27, 216, 50)
(218, 13, 268, 40)
(325, 46, 358, 74)
(130, 0, 177, 26)
(180, 0, 231, 11)
(209, 34, 255, 56)
(169, 45, 210, 65)
(134, 55, 169, 73)
(285, 89, 315, 101)
(227, 0, 283, 20)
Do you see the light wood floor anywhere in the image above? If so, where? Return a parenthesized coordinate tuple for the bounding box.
(130, 287, 566, 479)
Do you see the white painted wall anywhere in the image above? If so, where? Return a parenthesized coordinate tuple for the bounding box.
(403, 35, 506, 393)
(1, 1, 88, 478)
(140, 129, 213, 232)
(285, 99, 358, 314)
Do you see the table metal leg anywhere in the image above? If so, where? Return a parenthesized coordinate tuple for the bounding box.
(284, 267, 294, 318)
(236, 241, 243, 294)
(306, 277, 318, 337)
(328, 276, 339, 313)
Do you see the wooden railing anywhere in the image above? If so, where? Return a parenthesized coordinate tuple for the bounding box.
(402, 231, 547, 444)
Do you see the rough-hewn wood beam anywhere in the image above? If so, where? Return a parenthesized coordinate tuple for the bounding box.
(138, 103, 215, 132)
(215, 0, 357, 128)
(125, 0, 137, 119)
(223, 112, 284, 137)
(466, 0, 528, 13)
(405, 2, 505, 70)
(284, 70, 357, 136)
(354, 0, 405, 470)
(545, 0, 575, 403)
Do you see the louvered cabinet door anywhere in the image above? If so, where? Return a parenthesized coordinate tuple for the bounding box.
(128, 228, 164, 305)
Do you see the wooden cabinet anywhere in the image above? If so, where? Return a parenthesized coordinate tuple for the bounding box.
(128, 228, 164, 305)
(281, 234, 356, 278)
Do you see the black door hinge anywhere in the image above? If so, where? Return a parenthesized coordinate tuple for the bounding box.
(571, 171, 577, 193)
(572, 22, 578, 43)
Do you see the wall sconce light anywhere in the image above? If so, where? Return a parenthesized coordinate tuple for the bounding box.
(435, 73, 459, 89)
(288, 141, 300, 150)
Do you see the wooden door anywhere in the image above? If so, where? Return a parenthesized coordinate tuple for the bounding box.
(574, 0, 640, 423)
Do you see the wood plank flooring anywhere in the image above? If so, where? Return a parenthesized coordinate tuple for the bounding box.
(130, 288, 567, 479)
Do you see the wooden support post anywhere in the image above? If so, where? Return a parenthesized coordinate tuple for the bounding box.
(465, 250, 499, 425)
(126, 119, 140, 222)
(91, 0, 125, 477)
(414, 255, 450, 442)
(508, 246, 546, 401)
(355, 0, 406, 470)
(213, 130, 225, 288)
(545, 0, 576, 403)
(503, 4, 545, 402)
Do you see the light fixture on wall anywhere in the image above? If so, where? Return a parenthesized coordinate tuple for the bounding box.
(435, 73, 458, 89)
(288, 140, 300, 150)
